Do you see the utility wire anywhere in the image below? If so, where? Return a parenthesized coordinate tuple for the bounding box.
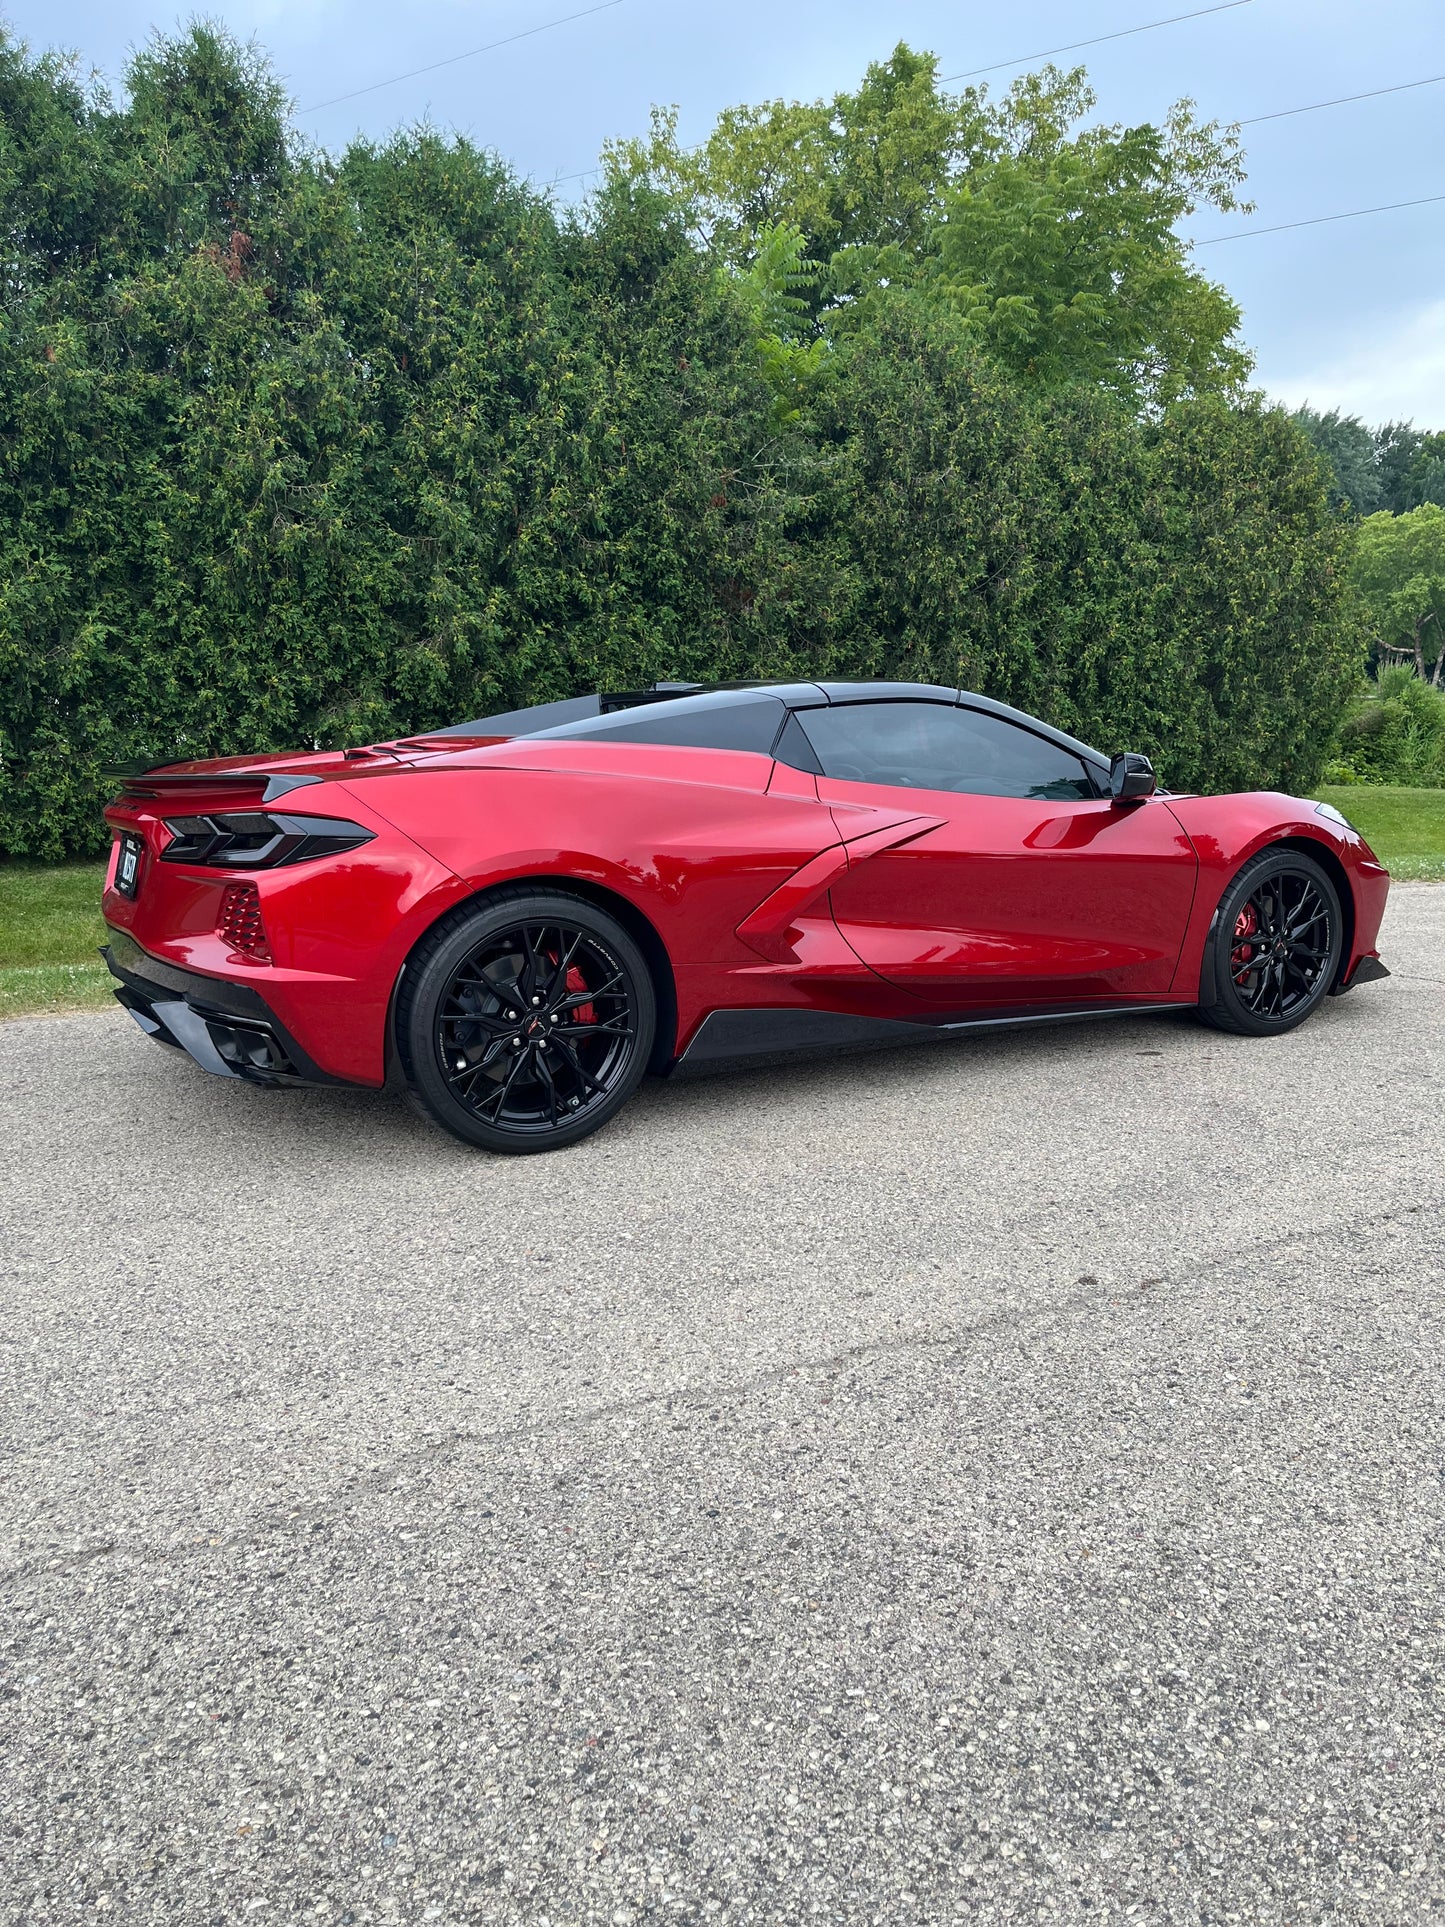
(544, 33, 1445, 222)
(1195, 191, 1445, 244)
(1238, 72, 1445, 125)
(545, 0, 1259, 190)
(297, 0, 624, 116)
(940, 0, 1250, 82)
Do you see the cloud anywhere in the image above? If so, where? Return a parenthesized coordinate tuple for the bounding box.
(1262, 298, 1445, 425)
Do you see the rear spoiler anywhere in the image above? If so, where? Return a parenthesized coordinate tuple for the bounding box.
(112, 769, 326, 804)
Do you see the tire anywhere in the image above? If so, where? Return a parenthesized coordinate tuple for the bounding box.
(1197, 848, 1343, 1037)
(398, 888, 656, 1154)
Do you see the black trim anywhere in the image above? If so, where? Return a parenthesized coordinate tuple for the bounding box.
(1335, 952, 1390, 993)
(262, 773, 323, 802)
(120, 771, 288, 799)
(772, 711, 823, 774)
(432, 693, 604, 737)
(101, 930, 349, 1087)
(528, 689, 788, 756)
(437, 679, 1111, 776)
(670, 1002, 1180, 1077)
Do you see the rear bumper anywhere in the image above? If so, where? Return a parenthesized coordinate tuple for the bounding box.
(102, 929, 349, 1087)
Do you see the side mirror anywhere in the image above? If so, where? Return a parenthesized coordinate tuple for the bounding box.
(1110, 751, 1157, 803)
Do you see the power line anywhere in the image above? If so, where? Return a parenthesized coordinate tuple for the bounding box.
(1195, 191, 1445, 244)
(543, 35, 1445, 217)
(545, 0, 1258, 184)
(940, 0, 1250, 83)
(1238, 72, 1445, 126)
(297, 0, 624, 116)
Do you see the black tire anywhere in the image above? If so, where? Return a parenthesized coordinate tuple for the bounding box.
(398, 888, 656, 1153)
(1197, 848, 1343, 1036)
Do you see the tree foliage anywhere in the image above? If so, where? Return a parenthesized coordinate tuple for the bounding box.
(1291, 409, 1445, 518)
(1288, 408, 1384, 516)
(1394, 430, 1445, 513)
(1351, 504, 1445, 681)
(0, 26, 1365, 856)
(607, 45, 1253, 409)
(1334, 666, 1445, 787)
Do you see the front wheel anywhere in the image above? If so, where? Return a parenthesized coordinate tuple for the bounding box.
(1198, 849, 1343, 1036)
(399, 889, 656, 1153)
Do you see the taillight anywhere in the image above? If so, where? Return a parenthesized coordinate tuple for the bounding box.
(161, 812, 374, 868)
(218, 883, 272, 963)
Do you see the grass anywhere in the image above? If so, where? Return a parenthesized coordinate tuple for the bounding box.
(1, 783, 1442, 1018)
(1311, 785, 1445, 881)
(0, 862, 111, 1019)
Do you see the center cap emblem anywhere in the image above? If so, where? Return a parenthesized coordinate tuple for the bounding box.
(528, 1017, 546, 1038)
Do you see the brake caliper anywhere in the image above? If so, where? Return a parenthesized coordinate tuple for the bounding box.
(1230, 901, 1259, 985)
(565, 964, 596, 1029)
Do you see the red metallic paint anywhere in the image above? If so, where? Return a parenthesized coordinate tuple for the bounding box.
(1164, 792, 1389, 1000)
(102, 737, 1390, 1089)
(818, 780, 1200, 1007)
(735, 813, 946, 963)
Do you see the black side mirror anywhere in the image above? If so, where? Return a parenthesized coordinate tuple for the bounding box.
(1110, 751, 1157, 802)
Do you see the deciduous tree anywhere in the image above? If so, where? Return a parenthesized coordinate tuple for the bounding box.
(1352, 504, 1445, 682)
(607, 44, 1252, 408)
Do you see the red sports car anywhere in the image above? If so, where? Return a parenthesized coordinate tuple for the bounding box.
(102, 680, 1391, 1153)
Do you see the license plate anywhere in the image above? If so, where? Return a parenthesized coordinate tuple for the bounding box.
(115, 832, 145, 900)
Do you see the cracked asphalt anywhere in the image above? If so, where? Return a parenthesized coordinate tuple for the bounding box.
(2, 883, 1443, 1926)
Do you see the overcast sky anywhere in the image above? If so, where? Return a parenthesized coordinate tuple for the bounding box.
(5, 0, 1442, 423)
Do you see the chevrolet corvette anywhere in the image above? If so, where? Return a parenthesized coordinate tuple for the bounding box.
(102, 680, 1391, 1152)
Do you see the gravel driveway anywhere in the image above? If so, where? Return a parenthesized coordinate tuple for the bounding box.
(3, 884, 1443, 1925)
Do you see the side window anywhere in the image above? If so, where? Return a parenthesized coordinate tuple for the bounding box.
(773, 711, 822, 774)
(791, 702, 1098, 800)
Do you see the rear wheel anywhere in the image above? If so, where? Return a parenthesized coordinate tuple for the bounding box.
(399, 889, 655, 1153)
(1198, 849, 1342, 1036)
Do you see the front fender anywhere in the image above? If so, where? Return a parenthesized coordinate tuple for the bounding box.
(1164, 793, 1390, 998)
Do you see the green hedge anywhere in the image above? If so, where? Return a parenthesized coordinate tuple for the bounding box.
(0, 28, 1365, 857)
(1332, 668, 1445, 786)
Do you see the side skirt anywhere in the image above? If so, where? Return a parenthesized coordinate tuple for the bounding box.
(669, 1002, 1184, 1079)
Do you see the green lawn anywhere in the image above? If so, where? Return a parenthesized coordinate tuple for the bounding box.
(1312, 786, 1445, 881)
(0, 862, 111, 1019)
(1, 783, 1442, 1019)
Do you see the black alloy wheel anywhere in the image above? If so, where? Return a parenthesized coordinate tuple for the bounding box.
(1199, 848, 1343, 1036)
(400, 889, 656, 1152)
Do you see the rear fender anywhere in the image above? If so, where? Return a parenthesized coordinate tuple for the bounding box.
(385, 873, 682, 1076)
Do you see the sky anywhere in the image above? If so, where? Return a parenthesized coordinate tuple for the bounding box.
(4, 0, 1443, 423)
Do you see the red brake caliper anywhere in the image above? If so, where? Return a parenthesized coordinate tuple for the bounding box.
(1230, 902, 1259, 985)
(565, 965, 595, 1028)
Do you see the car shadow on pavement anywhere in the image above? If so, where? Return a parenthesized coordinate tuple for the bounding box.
(49, 983, 1384, 1168)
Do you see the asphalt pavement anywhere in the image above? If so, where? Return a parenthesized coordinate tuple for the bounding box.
(3, 885, 1443, 1925)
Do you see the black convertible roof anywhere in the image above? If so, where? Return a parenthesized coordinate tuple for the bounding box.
(438, 680, 1109, 772)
